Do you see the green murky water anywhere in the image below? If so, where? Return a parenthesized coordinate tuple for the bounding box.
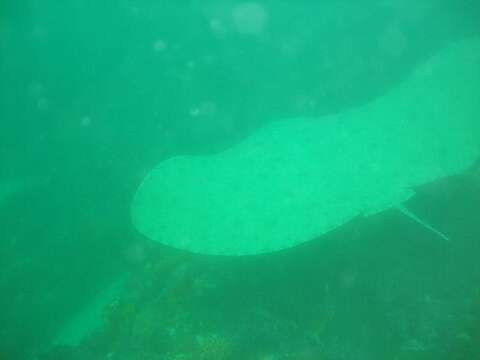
(1, 1, 479, 359)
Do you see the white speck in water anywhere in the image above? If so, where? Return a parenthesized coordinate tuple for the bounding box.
(36, 98, 49, 111)
(80, 116, 92, 127)
(232, 2, 268, 36)
(210, 18, 227, 35)
(189, 101, 217, 118)
(153, 39, 167, 52)
(378, 24, 408, 57)
(32, 25, 48, 40)
(189, 108, 201, 117)
(401, 339, 427, 352)
(28, 82, 45, 96)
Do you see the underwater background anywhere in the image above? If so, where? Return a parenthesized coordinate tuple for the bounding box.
(1, 1, 480, 359)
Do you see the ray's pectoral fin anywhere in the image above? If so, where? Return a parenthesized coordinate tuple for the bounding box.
(131, 37, 480, 256)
